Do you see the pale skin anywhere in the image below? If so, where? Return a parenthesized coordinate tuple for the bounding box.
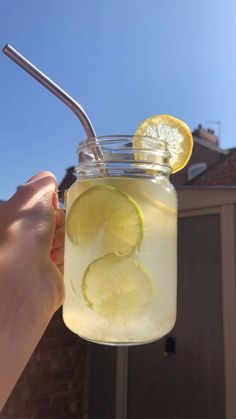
(0, 171, 65, 410)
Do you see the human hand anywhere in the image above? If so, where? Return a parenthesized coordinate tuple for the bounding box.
(0, 171, 65, 321)
(0, 171, 65, 410)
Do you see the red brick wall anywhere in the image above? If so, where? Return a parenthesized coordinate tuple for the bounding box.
(0, 309, 91, 419)
(189, 149, 236, 186)
(172, 140, 225, 185)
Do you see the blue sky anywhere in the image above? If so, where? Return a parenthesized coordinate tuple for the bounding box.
(0, 0, 236, 199)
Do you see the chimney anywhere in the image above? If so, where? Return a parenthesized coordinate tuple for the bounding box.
(192, 124, 219, 145)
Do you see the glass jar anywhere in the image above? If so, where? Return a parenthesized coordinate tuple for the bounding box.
(63, 136, 177, 345)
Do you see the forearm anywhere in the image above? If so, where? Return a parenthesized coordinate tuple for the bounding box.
(0, 177, 65, 410)
(0, 284, 54, 410)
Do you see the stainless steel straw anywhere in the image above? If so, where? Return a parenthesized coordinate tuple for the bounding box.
(3, 44, 103, 160)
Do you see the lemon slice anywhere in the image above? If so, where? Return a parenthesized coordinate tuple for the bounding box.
(134, 114, 193, 173)
(66, 184, 143, 255)
(82, 254, 154, 322)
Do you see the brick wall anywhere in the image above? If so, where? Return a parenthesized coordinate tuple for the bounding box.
(189, 149, 236, 186)
(1, 309, 91, 419)
(172, 139, 225, 185)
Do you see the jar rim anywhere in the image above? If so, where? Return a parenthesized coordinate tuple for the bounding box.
(79, 134, 165, 145)
(78, 134, 171, 157)
(76, 135, 172, 177)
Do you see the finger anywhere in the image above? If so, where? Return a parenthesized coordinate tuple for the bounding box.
(25, 171, 56, 185)
(9, 172, 57, 209)
(52, 226, 65, 250)
(57, 264, 64, 275)
(55, 208, 65, 228)
(51, 210, 65, 249)
(50, 246, 64, 266)
(52, 192, 58, 209)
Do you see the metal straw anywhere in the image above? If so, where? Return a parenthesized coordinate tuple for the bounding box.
(2, 44, 103, 160)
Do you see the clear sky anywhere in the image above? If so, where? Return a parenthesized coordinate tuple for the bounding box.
(0, 0, 236, 199)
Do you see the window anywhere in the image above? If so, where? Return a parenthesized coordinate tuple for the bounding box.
(188, 162, 207, 181)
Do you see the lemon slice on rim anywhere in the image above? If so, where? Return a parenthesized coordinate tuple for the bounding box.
(82, 254, 154, 322)
(134, 114, 193, 173)
(66, 184, 143, 256)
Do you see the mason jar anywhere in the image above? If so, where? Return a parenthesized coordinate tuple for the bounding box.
(62, 136, 177, 345)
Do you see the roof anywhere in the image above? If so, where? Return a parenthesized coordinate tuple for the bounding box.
(188, 147, 236, 186)
(193, 136, 228, 155)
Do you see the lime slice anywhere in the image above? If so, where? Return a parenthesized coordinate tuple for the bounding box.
(82, 254, 154, 321)
(66, 184, 143, 255)
(134, 114, 193, 173)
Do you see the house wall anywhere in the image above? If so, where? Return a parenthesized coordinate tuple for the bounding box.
(172, 140, 225, 185)
(0, 310, 91, 419)
(88, 346, 117, 419)
(126, 213, 225, 419)
(190, 150, 236, 186)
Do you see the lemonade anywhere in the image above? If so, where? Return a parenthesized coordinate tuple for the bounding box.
(62, 115, 192, 345)
(63, 175, 177, 345)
